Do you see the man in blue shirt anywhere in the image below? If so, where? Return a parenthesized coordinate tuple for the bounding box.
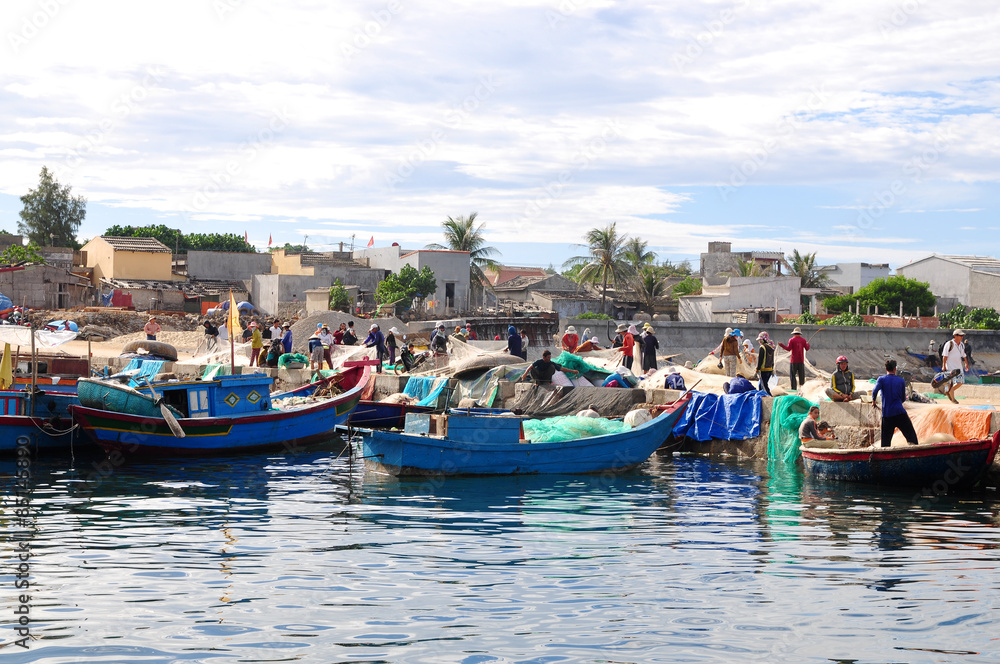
(872, 358, 918, 447)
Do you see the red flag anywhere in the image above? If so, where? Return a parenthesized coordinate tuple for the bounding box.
(244, 231, 248, 241)
(268, 234, 272, 247)
(367, 236, 375, 248)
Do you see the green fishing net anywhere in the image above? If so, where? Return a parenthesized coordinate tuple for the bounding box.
(552, 351, 608, 376)
(767, 395, 816, 463)
(522, 415, 631, 443)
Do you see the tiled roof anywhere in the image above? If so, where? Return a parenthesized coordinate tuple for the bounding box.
(101, 236, 172, 253)
(486, 265, 548, 286)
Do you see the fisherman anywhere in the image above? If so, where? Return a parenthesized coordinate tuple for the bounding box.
(719, 327, 740, 378)
(518, 349, 579, 385)
(575, 336, 601, 353)
(799, 406, 833, 445)
(249, 321, 264, 366)
(519, 329, 530, 360)
(400, 342, 416, 373)
(505, 325, 522, 358)
(779, 327, 810, 390)
(561, 326, 580, 353)
(362, 323, 386, 373)
(826, 355, 862, 402)
(144, 316, 161, 341)
(319, 324, 336, 369)
(641, 324, 659, 373)
(431, 322, 449, 369)
(342, 320, 358, 346)
(755, 331, 775, 395)
(664, 366, 685, 391)
(265, 338, 283, 367)
(202, 320, 220, 353)
(940, 329, 969, 404)
(723, 375, 755, 395)
(872, 358, 919, 447)
(307, 329, 324, 372)
(386, 327, 400, 365)
(612, 323, 626, 349)
(618, 324, 637, 370)
(280, 323, 293, 354)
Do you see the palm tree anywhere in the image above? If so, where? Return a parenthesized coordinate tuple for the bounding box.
(624, 237, 656, 272)
(733, 258, 771, 278)
(425, 212, 501, 307)
(562, 223, 635, 315)
(635, 267, 666, 316)
(784, 249, 828, 288)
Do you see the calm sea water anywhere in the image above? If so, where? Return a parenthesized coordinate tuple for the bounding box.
(3, 440, 999, 664)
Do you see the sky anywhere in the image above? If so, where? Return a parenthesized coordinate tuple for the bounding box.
(1, 0, 998, 270)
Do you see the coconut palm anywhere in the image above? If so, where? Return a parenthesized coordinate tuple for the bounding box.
(784, 249, 828, 288)
(635, 267, 667, 316)
(562, 223, 635, 315)
(624, 237, 656, 272)
(733, 258, 771, 278)
(425, 212, 501, 307)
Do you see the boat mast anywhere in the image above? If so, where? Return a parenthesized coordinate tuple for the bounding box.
(29, 322, 37, 417)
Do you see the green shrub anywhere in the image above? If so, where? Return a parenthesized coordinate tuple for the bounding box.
(824, 312, 871, 327)
(577, 312, 612, 320)
(782, 313, 818, 325)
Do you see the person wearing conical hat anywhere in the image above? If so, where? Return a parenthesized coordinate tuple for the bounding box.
(561, 325, 580, 353)
(612, 323, 627, 349)
(779, 327, 810, 390)
(641, 324, 659, 374)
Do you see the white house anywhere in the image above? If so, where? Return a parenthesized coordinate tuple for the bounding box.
(896, 254, 1000, 310)
(354, 246, 471, 316)
(679, 276, 802, 323)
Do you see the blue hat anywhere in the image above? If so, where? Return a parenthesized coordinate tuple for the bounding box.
(508, 325, 516, 335)
(733, 328, 743, 336)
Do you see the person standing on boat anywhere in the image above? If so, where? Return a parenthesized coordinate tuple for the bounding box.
(779, 327, 810, 390)
(363, 323, 386, 373)
(144, 316, 161, 341)
(755, 332, 775, 395)
(872, 358, 919, 447)
(280, 323, 293, 354)
(826, 356, 862, 402)
(505, 325, 522, 359)
(940, 329, 969, 404)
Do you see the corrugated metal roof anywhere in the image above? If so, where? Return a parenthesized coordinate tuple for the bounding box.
(100, 236, 172, 253)
(940, 255, 1000, 271)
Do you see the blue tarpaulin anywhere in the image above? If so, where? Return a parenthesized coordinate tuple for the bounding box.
(121, 358, 166, 387)
(672, 391, 762, 441)
(403, 376, 449, 407)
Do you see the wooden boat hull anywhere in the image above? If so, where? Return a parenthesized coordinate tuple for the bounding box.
(348, 401, 435, 429)
(1, 390, 79, 451)
(71, 367, 370, 456)
(801, 432, 1000, 490)
(361, 399, 688, 476)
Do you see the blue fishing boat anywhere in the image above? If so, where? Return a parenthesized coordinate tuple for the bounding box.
(348, 400, 436, 429)
(0, 389, 79, 451)
(357, 397, 689, 476)
(71, 364, 370, 456)
(800, 432, 1000, 490)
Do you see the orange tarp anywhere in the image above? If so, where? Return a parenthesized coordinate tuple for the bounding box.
(895, 404, 992, 445)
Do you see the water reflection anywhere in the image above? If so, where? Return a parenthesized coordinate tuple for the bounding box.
(1, 447, 997, 663)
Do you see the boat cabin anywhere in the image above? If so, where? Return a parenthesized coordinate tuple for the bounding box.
(0, 389, 76, 420)
(142, 374, 275, 419)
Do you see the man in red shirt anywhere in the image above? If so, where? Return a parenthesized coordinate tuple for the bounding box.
(779, 327, 810, 390)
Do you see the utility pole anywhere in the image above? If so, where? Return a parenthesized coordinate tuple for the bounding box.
(350, 234, 355, 252)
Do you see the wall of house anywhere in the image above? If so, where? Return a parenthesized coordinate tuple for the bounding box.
(968, 270, 1000, 310)
(270, 249, 314, 276)
(678, 296, 714, 322)
(188, 251, 272, 280)
(82, 238, 114, 283)
(897, 258, 971, 304)
(529, 293, 599, 318)
(125, 288, 186, 312)
(724, 276, 801, 315)
(408, 251, 470, 314)
(0, 265, 91, 309)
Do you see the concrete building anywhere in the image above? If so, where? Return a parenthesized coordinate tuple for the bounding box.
(679, 275, 802, 323)
(817, 262, 890, 292)
(896, 255, 1000, 310)
(700, 241, 784, 278)
(187, 251, 272, 281)
(0, 263, 93, 309)
(251, 250, 384, 315)
(484, 265, 548, 288)
(529, 291, 605, 319)
(81, 236, 174, 283)
(491, 273, 578, 304)
(354, 246, 471, 316)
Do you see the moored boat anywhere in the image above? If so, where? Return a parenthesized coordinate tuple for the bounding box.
(357, 396, 689, 476)
(347, 400, 436, 429)
(800, 432, 1000, 490)
(71, 363, 370, 456)
(0, 388, 79, 451)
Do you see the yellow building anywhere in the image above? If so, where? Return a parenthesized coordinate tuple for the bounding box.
(81, 236, 174, 283)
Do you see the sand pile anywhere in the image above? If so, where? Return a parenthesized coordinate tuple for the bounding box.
(111, 330, 208, 350)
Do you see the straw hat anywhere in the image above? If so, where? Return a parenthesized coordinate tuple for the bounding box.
(616, 323, 627, 332)
(566, 325, 577, 334)
(792, 327, 802, 335)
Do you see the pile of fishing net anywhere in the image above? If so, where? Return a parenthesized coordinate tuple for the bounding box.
(522, 415, 632, 443)
(767, 395, 815, 462)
